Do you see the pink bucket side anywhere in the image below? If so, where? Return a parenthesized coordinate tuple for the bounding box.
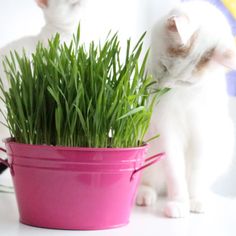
(3, 140, 163, 230)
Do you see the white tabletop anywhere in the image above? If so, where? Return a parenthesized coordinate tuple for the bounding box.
(0, 191, 236, 236)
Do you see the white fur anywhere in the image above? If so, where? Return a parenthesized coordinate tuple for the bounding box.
(0, 0, 83, 142)
(136, 1, 235, 218)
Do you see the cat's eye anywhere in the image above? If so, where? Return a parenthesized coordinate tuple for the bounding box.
(161, 63, 168, 73)
(69, 0, 80, 7)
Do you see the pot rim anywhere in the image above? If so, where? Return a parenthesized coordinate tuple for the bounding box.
(3, 137, 149, 152)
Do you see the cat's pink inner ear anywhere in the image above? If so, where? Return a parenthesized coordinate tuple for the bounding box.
(35, 0, 48, 8)
(213, 48, 236, 70)
(167, 15, 193, 45)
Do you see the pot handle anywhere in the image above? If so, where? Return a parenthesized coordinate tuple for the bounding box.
(130, 152, 165, 181)
(0, 147, 9, 168)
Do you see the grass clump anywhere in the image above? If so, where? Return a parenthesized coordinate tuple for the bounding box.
(0, 27, 167, 147)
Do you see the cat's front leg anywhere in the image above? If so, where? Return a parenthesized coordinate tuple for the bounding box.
(136, 184, 157, 206)
(136, 162, 159, 206)
(136, 127, 163, 207)
(188, 168, 207, 213)
(187, 126, 212, 214)
(164, 145, 190, 218)
(187, 161, 208, 213)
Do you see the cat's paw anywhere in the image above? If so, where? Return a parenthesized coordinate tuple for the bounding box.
(136, 185, 157, 206)
(164, 200, 189, 218)
(190, 198, 205, 213)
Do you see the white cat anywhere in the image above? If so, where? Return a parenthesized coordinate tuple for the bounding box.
(0, 0, 83, 142)
(136, 1, 235, 218)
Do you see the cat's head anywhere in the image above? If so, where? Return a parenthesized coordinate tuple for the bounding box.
(36, 0, 83, 29)
(151, 1, 236, 88)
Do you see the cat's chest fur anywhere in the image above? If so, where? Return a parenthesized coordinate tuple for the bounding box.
(157, 74, 227, 118)
(150, 71, 230, 152)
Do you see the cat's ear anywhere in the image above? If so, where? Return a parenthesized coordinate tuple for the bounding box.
(213, 47, 236, 70)
(35, 0, 48, 8)
(167, 15, 194, 45)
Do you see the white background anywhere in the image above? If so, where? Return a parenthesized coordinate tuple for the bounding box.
(0, 0, 236, 235)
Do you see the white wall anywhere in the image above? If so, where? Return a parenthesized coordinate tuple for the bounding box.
(0, 0, 181, 48)
(0, 0, 44, 47)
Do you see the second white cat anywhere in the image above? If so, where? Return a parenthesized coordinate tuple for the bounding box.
(0, 0, 83, 88)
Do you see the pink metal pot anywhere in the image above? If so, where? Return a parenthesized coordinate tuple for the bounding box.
(0, 138, 164, 230)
